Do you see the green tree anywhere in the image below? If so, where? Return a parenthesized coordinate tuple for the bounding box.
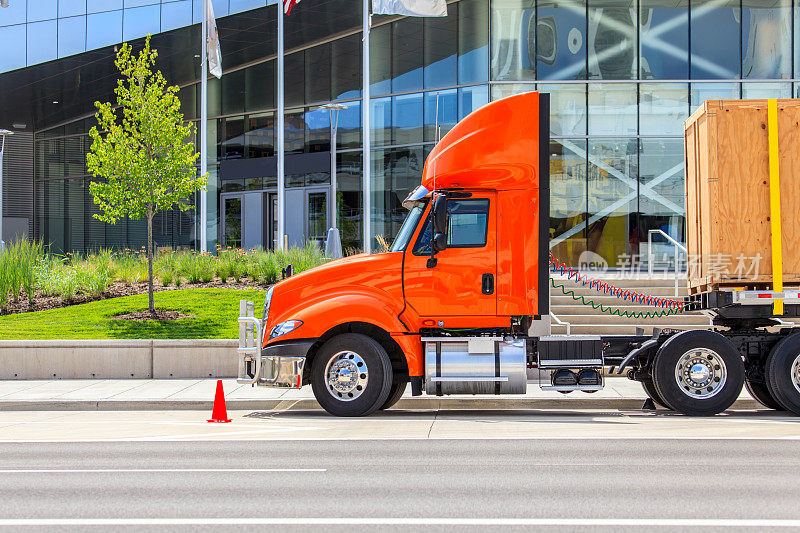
(87, 35, 205, 315)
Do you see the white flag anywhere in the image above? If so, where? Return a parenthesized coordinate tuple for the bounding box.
(206, 0, 222, 79)
(372, 0, 447, 17)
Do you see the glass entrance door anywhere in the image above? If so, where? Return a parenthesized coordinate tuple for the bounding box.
(306, 189, 328, 249)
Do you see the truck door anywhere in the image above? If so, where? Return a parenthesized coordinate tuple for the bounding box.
(403, 193, 497, 317)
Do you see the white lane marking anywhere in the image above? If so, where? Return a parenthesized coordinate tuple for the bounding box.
(1, 434, 798, 443)
(0, 468, 325, 473)
(0, 518, 798, 527)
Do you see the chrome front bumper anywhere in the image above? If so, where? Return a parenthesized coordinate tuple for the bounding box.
(237, 301, 306, 388)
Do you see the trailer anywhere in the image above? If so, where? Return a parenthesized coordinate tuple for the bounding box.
(236, 92, 800, 417)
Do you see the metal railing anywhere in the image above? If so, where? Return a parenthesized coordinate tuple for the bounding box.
(549, 311, 571, 336)
(647, 229, 688, 297)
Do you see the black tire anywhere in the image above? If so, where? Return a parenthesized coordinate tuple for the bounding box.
(765, 333, 800, 415)
(652, 330, 745, 416)
(311, 333, 393, 417)
(379, 376, 408, 410)
(745, 377, 783, 410)
(641, 378, 669, 409)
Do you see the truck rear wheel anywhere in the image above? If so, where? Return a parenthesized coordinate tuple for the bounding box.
(745, 377, 783, 410)
(652, 330, 744, 416)
(765, 333, 800, 416)
(379, 376, 407, 410)
(641, 378, 668, 409)
(311, 333, 393, 417)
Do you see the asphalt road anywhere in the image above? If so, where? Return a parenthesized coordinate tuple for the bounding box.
(1, 408, 800, 532)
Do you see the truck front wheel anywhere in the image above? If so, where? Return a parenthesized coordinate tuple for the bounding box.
(311, 333, 393, 417)
(652, 330, 744, 416)
(765, 333, 800, 416)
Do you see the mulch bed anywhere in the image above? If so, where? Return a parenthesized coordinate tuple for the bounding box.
(111, 310, 196, 321)
(0, 279, 269, 316)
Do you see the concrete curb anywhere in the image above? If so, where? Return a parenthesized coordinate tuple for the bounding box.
(0, 397, 764, 412)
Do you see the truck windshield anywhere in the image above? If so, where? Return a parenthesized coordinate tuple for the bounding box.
(388, 204, 425, 252)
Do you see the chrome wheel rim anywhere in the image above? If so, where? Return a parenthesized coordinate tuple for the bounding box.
(674, 348, 727, 399)
(324, 351, 368, 401)
(792, 354, 800, 395)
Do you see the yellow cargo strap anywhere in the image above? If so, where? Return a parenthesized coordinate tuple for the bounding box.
(767, 99, 784, 316)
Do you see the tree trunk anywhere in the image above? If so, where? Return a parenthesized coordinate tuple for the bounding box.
(147, 207, 155, 315)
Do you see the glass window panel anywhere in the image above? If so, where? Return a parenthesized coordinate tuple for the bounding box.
(640, 0, 688, 79)
(332, 35, 362, 99)
(178, 84, 198, 120)
(458, 85, 489, 119)
(246, 112, 274, 158)
(538, 83, 587, 136)
(372, 147, 424, 246)
(211, 0, 229, 16)
(588, 0, 636, 80)
(371, 149, 390, 246)
(284, 109, 306, 154)
(639, 83, 688, 136)
(742, 0, 792, 78)
(0, 24, 26, 71)
(795, 83, 800, 99)
(392, 93, 424, 145)
(459, 0, 490, 83)
(221, 69, 245, 115)
(305, 107, 331, 153)
(87, 10, 123, 50)
(337, 101, 361, 150)
(741, 81, 793, 98)
(285, 51, 305, 107)
(125, 0, 159, 7)
(424, 89, 457, 142)
(370, 97, 392, 147)
(161, 0, 192, 32)
(122, 4, 160, 41)
(0, 0, 26, 26)
(447, 199, 490, 247)
(28, 0, 57, 22)
(587, 138, 638, 268)
(89, 0, 122, 13)
(59, 0, 86, 17)
(795, 4, 799, 80)
(392, 18, 424, 92)
(206, 118, 218, 164)
(26, 20, 56, 66)
(491, 0, 535, 81)
(491, 82, 535, 100)
(336, 151, 363, 250)
(690, 0, 740, 79)
(690, 82, 739, 109)
(588, 83, 637, 136)
(638, 138, 685, 266)
(305, 43, 332, 104)
(424, 7, 458, 88)
(230, 0, 266, 12)
(58, 16, 86, 58)
(369, 24, 392, 95)
(207, 76, 221, 116)
(537, 0, 587, 80)
(220, 117, 245, 160)
(549, 138, 588, 266)
(245, 61, 274, 111)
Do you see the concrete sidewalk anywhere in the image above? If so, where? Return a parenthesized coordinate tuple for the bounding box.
(0, 378, 763, 411)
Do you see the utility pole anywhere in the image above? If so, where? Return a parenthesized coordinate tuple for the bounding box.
(199, 0, 208, 252)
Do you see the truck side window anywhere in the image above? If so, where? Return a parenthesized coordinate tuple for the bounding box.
(412, 198, 490, 255)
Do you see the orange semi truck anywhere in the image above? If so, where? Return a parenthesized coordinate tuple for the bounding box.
(237, 92, 800, 418)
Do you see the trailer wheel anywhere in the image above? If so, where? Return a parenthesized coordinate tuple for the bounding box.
(379, 376, 407, 410)
(652, 330, 744, 416)
(765, 333, 800, 416)
(311, 333, 393, 417)
(744, 377, 783, 410)
(641, 379, 668, 409)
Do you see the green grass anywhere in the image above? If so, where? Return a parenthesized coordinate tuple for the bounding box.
(0, 288, 266, 340)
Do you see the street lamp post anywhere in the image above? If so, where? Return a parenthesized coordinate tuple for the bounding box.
(0, 129, 14, 251)
(318, 103, 348, 230)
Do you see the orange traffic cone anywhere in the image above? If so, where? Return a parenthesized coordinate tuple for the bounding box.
(207, 380, 232, 423)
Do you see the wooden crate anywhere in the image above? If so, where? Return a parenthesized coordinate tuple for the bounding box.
(684, 99, 800, 291)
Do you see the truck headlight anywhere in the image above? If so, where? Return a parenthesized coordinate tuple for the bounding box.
(270, 320, 303, 339)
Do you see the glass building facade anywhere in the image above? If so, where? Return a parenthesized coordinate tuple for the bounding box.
(4, 0, 800, 265)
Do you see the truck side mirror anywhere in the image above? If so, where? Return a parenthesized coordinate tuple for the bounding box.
(432, 194, 448, 236)
(433, 232, 447, 252)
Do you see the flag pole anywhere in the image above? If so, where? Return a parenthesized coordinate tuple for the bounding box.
(199, 0, 208, 253)
(362, 0, 371, 253)
(277, 2, 286, 251)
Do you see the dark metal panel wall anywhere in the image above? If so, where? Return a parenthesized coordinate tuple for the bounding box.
(2, 131, 34, 241)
